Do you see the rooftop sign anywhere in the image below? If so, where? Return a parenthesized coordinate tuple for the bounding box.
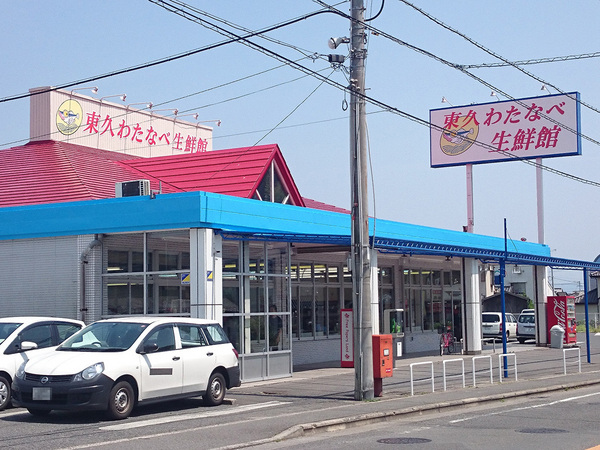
(30, 87, 213, 157)
(429, 92, 581, 168)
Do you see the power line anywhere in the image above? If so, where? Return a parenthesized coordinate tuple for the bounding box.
(153, 1, 600, 188)
(397, 0, 600, 118)
(463, 52, 600, 69)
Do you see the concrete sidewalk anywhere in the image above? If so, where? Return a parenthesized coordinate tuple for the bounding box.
(224, 344, 600, 448)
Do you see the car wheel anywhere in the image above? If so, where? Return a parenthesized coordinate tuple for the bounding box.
(27, 408, 51, 416)
(106, 381, 134, 420)
(518, 338, 525, 344)
(204, 372, 226, 406)
(0, 375, 11, 411)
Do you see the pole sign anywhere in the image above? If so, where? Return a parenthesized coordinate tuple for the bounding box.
(341, 309, 354, 368)
(429, 92, 581, 167)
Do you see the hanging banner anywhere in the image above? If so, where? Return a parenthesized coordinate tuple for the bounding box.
(341, 309, 354, 368)
(429, 92, 581, 167)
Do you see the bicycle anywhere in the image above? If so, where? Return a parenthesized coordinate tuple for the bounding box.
(440, 327, 455, 355)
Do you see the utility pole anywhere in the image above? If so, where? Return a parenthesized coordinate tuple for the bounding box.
(349, 0, 374, 401)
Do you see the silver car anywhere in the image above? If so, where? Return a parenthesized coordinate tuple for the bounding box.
(517, 312, 536, 344)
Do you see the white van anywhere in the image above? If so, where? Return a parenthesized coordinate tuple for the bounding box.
(12, 317, 240, 419)
(481, 312, 517, 340)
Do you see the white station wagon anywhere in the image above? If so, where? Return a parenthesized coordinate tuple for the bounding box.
(12, 317, 240, 419)
(0, 316, 83, 411)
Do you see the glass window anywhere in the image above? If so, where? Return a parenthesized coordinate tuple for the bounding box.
(452, 270, 461, 285)
(159, 253, 179, 271)
(203, 324, 230, 345)
(300, 286, 313, 337)
(249, 316, 266, 353)
(315, 287, 326, 336)
(144, 326, 176, 352)
(314, 264, 327, 282)
(249, 276, 265, 313)
(328, 265, 340, 283)
(223, 275, 240, 313)
(178, 325, 208, 348)
(222, 242, 240, 273)
(20, 324, 52, 349)
(249, 244, 265, 274)
(56, 323, 81, 341)
(423, 289, 433, 331)
(422, 271, 432, 285)
(380, 267, 393, 285)
(328, 288, 341, 335)
(411, 270, 421, 286)
(222, 316, 241, 352)
(108, 250, 129, 273)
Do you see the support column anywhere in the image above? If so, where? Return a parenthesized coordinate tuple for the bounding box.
(190, 229, 222, 323)
(534, 265, 548, 346)
(463, 258, 482, 354)
(371, 249, 380, 335)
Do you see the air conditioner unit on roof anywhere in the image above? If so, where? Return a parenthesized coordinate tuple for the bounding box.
(115, 180, 151, 198)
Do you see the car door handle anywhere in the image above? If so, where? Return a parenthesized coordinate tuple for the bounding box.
(172, 356, 180, 361)
(206, 352, 214, 356)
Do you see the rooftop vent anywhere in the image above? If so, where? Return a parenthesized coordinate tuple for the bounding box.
(115, 180, 150, 198)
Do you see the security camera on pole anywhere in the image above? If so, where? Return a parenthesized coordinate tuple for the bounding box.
(349, 0, 374, 401)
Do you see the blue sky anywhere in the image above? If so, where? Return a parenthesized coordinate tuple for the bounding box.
(2, 1, 599, 290)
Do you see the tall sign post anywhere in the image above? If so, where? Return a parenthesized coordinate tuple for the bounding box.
(349, 0, 374, 401)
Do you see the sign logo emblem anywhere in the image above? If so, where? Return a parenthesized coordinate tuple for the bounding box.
(439, 116, 479, 157)
(40, 376, 49, 384)
(56, 99, 83, 135)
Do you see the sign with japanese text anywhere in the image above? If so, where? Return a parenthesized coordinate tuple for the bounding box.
(429, 92, 581, 167)
(31, 88, 214, 158)
(341, 309, 354, 368)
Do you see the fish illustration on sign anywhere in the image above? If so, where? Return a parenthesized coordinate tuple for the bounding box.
(440, 117, 479, 156)
(56, 99, 83, 135)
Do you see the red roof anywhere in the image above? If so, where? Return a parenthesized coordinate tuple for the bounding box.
(0, 141, 321, 210)
(0, 141, 174, 207)
(117, 144, 304, 205)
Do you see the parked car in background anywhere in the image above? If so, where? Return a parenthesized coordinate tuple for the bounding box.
(517, 310, 536, 344)
(12, 317, 240, 419)
(0, 317, 84, 411)
(481, 312, 518, 340)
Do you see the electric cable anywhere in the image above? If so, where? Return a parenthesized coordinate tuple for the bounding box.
(397, 0, 600, 117)
(150, 0, 600, 188)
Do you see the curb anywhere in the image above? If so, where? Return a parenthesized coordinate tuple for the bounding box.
(217, 377, 600, 449)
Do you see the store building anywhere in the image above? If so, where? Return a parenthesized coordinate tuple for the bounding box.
(1, 88, 599, 381)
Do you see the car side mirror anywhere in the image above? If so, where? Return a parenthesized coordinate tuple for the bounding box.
(141, 342, 159, 354)
(20, 341, 38, 351)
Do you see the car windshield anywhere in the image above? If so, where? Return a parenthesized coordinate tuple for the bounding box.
(519, 315, 535, 324)
(59, 322, 148, 352)
(482, 314, 500, 323)
(0, 322, 21, 344)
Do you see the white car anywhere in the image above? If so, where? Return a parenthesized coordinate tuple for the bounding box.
(12, 317, 240, 419)
(517, 311, 536, 344)
(0, 317, 83, 411)
(481, 312, 518, 340)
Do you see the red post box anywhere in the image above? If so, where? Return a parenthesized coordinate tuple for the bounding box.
(372, 334, 393, 397)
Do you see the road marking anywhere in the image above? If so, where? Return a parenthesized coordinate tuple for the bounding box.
(450, 391, 600, 424)
(100, 400, 290, 431)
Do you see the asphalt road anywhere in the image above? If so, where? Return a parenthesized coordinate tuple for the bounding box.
(254, 384, 600, 450)
(1, 333, 599, 449)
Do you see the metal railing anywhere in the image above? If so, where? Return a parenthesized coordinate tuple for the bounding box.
(563, 347, 581, 374)
(442, 358, 465, 391)
(409, 361, 434, 396)
(472, 355, 494, 387)
(498, 353, 518, 382)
